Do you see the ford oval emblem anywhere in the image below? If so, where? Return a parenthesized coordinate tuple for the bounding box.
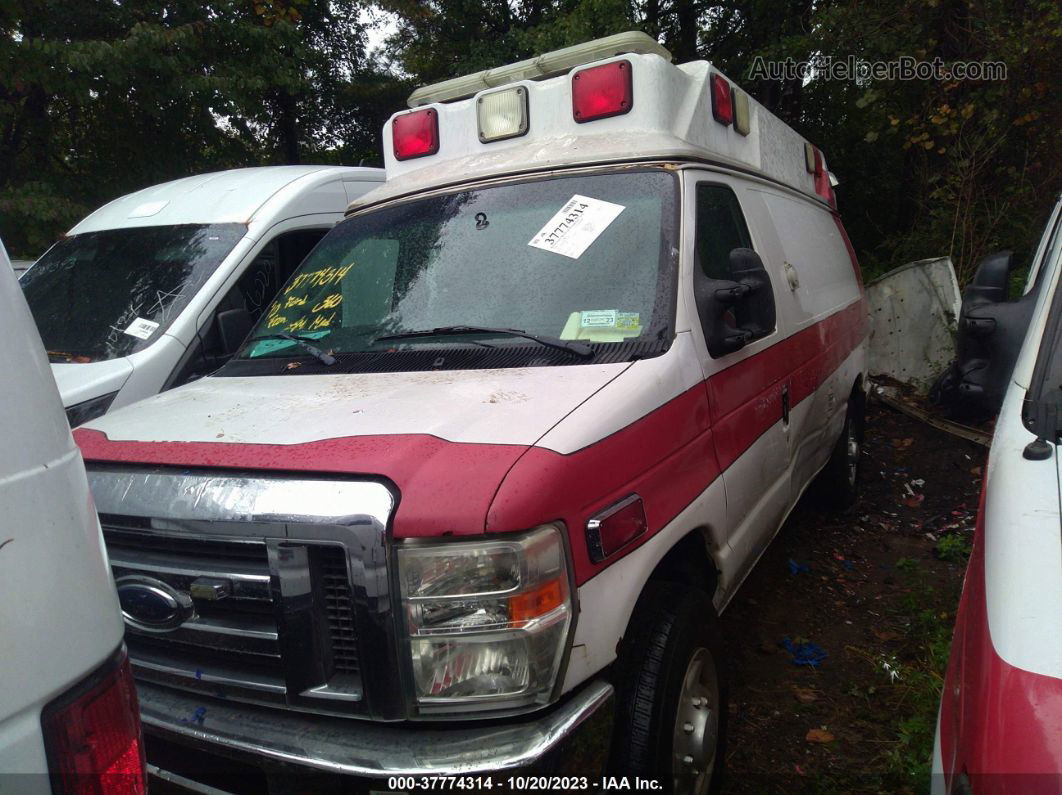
(116, 575, 195, 632)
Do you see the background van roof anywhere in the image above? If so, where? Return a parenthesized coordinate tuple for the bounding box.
(70, 166, 384, 235)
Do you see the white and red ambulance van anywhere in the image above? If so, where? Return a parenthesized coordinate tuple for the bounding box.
(933, 194, 1062, 794)
(71, 32, 868, 793)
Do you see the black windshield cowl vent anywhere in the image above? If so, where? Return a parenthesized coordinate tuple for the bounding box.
(220, 339, 669, 377)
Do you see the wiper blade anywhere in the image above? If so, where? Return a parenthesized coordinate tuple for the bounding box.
(246, 332, 336, 366)
(374, 325, 594, 359)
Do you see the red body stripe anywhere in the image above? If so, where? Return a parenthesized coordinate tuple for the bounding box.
(709, 300, 867, 470)
(75, 300, 867, 584)
(939, 486, 1062, 788)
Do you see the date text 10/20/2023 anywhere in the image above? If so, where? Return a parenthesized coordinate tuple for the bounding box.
(381, 776, 663, 791)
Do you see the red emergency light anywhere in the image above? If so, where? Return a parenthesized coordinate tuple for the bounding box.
(392, 108, 439, 161)
(710, 73, 733, 125)
(572, 60, 633, 123)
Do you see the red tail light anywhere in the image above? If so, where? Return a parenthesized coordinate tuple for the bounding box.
(392, 108, 440, 161)
(572, 60, 633, 123)
(710, 73, 733, 125)
(42, 651, 146, 795)
(586, 494, 648, 562)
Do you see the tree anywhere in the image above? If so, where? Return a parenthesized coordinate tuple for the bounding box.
(0, 0, 405, 257)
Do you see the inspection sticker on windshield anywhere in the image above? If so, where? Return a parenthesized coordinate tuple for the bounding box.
(123, 317, 159, 340)
(528, 195, 625, 259)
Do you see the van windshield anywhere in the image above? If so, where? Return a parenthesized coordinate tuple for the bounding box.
(240, 169, 677, 362)
(21, 224, 245, 362)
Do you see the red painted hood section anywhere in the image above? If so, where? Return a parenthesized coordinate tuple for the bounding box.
(75, 428, 527, 538)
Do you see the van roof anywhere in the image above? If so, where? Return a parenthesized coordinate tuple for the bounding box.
(352, 33, 834, 213)
(71, 166, 384, 235)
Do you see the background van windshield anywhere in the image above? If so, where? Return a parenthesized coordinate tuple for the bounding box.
(21, 224, 245, 362)
(243, 169, 677, 359)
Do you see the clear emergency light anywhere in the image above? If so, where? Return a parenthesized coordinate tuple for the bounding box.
(477, 86, 529, 142)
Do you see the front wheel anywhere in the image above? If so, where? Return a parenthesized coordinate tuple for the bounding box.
(813, 392, 864, 510)
(609, 583, 728, 794)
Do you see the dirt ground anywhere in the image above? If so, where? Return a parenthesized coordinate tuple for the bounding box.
(719, 398, 985, 794)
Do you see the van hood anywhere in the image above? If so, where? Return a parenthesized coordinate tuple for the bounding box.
(81, 365, 629, 447)
(75, 365, 631, 537)
(52, 358, 134, 408)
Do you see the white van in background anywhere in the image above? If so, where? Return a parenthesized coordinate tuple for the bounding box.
(19, 165, 384, 425)
(0, 239, 146, 792)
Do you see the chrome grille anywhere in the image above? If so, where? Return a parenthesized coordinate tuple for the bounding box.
(88, 469, 400, 720)
(102, 526, 365, 714)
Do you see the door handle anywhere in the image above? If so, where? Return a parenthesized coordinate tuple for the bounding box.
(782, 384, 790, 425)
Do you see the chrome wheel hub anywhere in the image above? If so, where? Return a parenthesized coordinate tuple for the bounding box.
(672, 647, 719, 794)
(846, 419, 860, 487)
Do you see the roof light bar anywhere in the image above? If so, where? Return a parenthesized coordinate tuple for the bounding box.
(572, 60, 633, 123)
(407, 31, 671, 107)
(710, 73, 733, 126)
(478, 86, 530, 142)
(392, 108, 439, 161)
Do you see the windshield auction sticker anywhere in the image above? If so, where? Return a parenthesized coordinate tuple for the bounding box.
(123, 317, 160, 340)
(528, 195, 625, 259)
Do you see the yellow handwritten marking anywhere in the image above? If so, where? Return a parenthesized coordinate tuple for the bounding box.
(266, 301, 281, 317)
(312, 293, 342, 312)
(287, 317, 308, 332)
(285, 295, 307, 308)
(309, 312, 335, 330)
(284, 263, 355, 293)
(267, 314, 287, 328)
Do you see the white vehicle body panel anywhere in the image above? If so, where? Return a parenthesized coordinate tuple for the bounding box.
(0, 242, 124, 777)
(982, 210, 1062, 678)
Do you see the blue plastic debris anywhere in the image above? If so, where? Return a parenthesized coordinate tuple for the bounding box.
(788, 559, 810, 575)
(194, 668, 203, 680)
(180, 706, 207, 725)
(781, 637, 828, 667)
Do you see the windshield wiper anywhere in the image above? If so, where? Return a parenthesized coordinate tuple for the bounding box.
(374, 326, 594, 359)
(246, 332, 336, 366)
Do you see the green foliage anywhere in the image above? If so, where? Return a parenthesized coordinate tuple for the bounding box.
(0, 0, 408, 257)
(2, 0, 1059, 280)
(935, 532, 972, 563)
(878, 555, 960, 789)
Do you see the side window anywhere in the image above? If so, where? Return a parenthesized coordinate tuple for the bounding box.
(165, 228, 329, 388)
(695, 184, 752, 280)
(234, 229, 329, 323)
(692, 182, 776, 357)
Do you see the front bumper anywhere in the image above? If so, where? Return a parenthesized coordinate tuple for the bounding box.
(138, 678, 613, 786)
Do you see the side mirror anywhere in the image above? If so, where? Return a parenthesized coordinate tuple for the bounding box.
(939, 249, 1033, 419)
(216, 307, 253, 356)
(965, 250, 1012, 304)
(694, 248, 776, 358)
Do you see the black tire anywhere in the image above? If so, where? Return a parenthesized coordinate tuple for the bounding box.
(609, 582, 728, 795)
(813, 392, 865, 510)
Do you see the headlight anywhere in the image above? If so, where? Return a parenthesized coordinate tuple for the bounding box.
(65, 391, 118, 427)
(397, 524, 573, 714)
